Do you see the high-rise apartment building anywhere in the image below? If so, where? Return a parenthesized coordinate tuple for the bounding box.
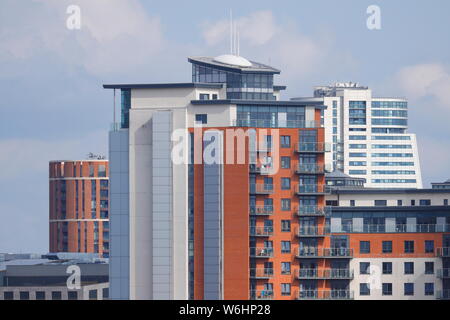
(292, 82, 423, 189)
(105, 54, 448, 300)
(105, 54, 329, 300)
(49, 160, 110, 257)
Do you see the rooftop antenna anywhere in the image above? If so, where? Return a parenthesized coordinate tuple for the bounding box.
(230, 10, 233, 55)
(237, 28, 240, 56)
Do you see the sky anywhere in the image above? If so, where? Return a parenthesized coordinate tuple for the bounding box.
(1, 0, 450, 253)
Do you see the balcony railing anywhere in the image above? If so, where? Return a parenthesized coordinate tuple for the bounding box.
(250, 290, 274, 300)
(297, 184, 327, 195)
(250, 247, 274, 258)
(249, 205, 274, 216)
(437, 290, 450, 300)
(250, 226, 274, 237)
(334, 224, 450, 234)
(249, 165, 272, 175)
(296, 164, 325, 174)
(296, 269, 353, 280)
(437, 247, 450, 257)
(233, 119, 321, 129)
(250, 184, 274, 195)
(296, 248, 353, 259)
(296, 226, 329, 237)
(250, 268, 274, 279)
(437, 269, 450, 279)
(297, 206, 331, 217)
(296, 142, 330, 153)
(297, 290, 354, 300)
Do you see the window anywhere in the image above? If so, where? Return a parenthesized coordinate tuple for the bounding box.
(98, 164, 106, 177)
(445, 199, 449, 206)
(404, 241, 414, 253)
(35, 291, 45, 300)
(51, 291, 62, 300)
(404, 262, 414, 274)
(281, 199, 291, 211)
(411, 200, 415, 206)
(199, 93, 210, 100)
(281, 262, 291, 275)
(68, 291, 78, 300)
(374, 200, 387, 206)
(425, 262, 434, 275)
(350, 200, 356, 207)
(281, 220, 291, 232)
(382, 262, 392, 275)
(3, 292, 14, 300)
(281, 178, 291, 190)
(360, 262, 370, 274)
(103, 288, 109, 299)
(281, 241, 291, 253)
(424, 283, 434, 296)
(195, 114, 207, 124)
(281, 157, 291, 169)
(212, 94, 218, 100)
(397, 200, 403, 206)
(382, 283, 392, 296)
(280, 136, 291, 148)
(420, 199, 431, 206)
(281, 284, 291, 296)
(19, 291, 29, 300)
(360, 241, 370, 254)
(360, 283, 370, 296)
(404, 283, 414, 296)
(382, 241, 392, 253)
(89, 290, 98, 300)
(425, 240, 434, 253)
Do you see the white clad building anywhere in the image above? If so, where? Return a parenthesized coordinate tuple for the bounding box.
(293, 82, 423, 189)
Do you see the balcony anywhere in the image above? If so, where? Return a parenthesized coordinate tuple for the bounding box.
(437, 290, 450, 300)
(437, 247, 450, 257)
(295, 142, 330, 153)
(250, 290, 274, 300)
(296, 164, 325, 175)
(249, 205, 274, 216)
(297, 290, 354, 300)
(233, 119, 320, 129)
(250, 184, 274, 195)
(297, 205, 331, 217)
(437, 269, 450, 279)
(250, 268, 274, 279)
(296, 269, 353, 280)
(249, 164, 272, 175)
(250, 247, 274, 258)
(296, 184, 327, 195)
(296, 226, 329, 237)
(250, 226, 274, 237)
(296, 248, 353, 259)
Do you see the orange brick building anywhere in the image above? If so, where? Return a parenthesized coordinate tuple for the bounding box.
(49, 160, 109, 257)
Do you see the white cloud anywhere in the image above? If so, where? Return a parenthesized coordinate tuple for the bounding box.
(394, 63, 450, 106)
(0, 130, 107, 181)
(0, 0, 164, 75)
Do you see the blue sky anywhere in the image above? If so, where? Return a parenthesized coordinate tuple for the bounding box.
(1, 0, 450, 252)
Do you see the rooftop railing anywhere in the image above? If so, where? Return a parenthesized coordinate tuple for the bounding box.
(334, 224, 450, 234)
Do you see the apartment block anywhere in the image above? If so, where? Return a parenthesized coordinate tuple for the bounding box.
(292, 83, 423, 189)
(49, 160, 110, 257)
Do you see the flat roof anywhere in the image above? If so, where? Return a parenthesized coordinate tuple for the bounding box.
(191, 99, 327, 108)
(188, 56, 281, 74)
(103, 83, 224, 90)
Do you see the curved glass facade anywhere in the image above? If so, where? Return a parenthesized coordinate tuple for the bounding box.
(192, 63, 276, 100)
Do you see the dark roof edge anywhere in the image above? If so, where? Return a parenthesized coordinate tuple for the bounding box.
(103, 83, 223, 89)
(274, 85, 287, 91)
(191, 99, 327, 108)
